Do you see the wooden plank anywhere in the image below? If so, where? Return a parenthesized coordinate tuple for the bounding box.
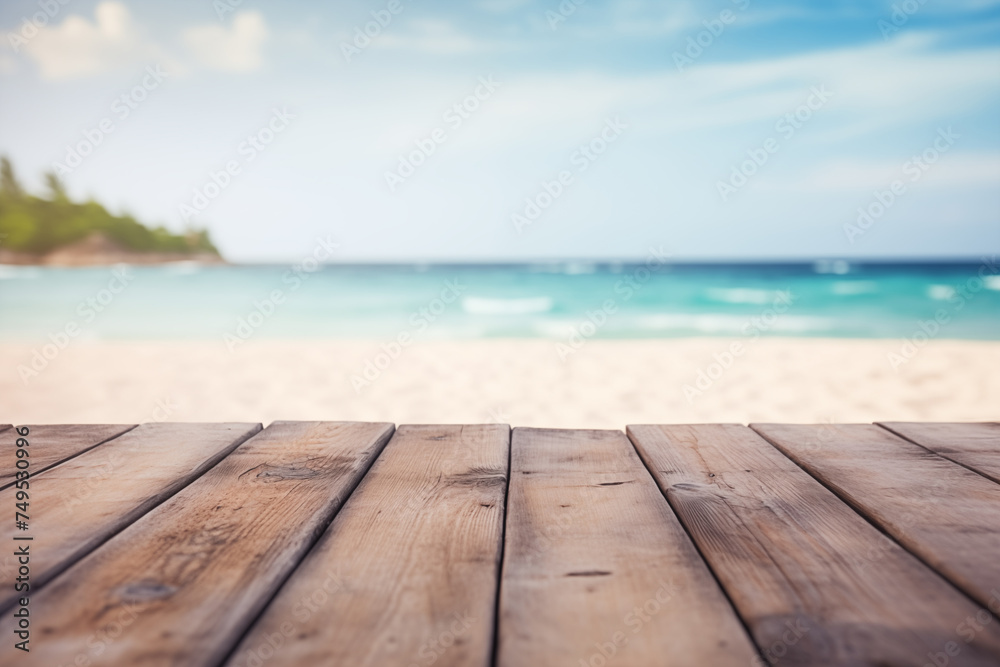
(630, 424, 1000, 666)
(226, 424, 509, 667)
(0, 421, 393, 666)
(879, 422, 1000, 484)
(0, 423, 135, 490)
(0, 422, 260, 612)
(752, 423, 1000, 613)
(497, 428, 756, 667)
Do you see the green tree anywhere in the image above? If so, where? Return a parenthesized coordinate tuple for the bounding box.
(0, 157, 24, 199)
(0, 156, 219, 256)
(44, 171, 68, 201)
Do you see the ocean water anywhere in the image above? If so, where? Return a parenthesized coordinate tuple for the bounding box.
(0, 261, 998, 341)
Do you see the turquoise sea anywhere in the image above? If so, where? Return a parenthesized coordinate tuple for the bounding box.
(1, 261, 998, 341)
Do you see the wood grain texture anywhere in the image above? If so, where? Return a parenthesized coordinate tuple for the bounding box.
(497, 428, 756, 667)
(226, 424, 509, 667)
(0, 421, 259, 612)
(0, 423, 135, 490)
(879, 422, 1000, 484)
(0, 421, 393, 667)
(630, 423, 1000, 666)
(753, 423, 1000, 614)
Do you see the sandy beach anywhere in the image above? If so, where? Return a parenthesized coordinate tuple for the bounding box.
(2, 338, 997, 428)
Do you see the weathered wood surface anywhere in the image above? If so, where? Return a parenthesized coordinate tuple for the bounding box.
(0, 422, 259, 612)
(227, 424, 509, 667)
(0, 421, 393, 667)
(753, 423, 1000, 612)
(629, 424, 1000, 666)
(497, 428, 757, 667)
(0, 423, 134, 490)
(879, 422, 1000, 484)
(6, 420, 1000, 666)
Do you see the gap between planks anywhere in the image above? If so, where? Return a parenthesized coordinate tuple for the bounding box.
(0, 422, 261, 612)
(629, 423, 1000, 666)
(225, 424, 509, 667)
(752, 423, 1000, 613)
(498, 427, 758, 667)
(0, 423, 136, 491)
(0, 421, 394, 667)
(878, 422, 1000, 485)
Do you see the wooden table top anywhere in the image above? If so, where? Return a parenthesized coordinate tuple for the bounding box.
(2, 421, 999, 666)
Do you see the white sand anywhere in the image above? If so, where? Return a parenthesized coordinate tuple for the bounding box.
(2, 338, 998, 428)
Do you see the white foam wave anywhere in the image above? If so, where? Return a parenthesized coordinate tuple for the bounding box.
(813, 259, 851, 275)
(927, 285, 956, 300)
(462, 297, 553, 315)
(705, 288, 778, 305)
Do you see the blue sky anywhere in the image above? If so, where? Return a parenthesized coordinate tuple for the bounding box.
(1, 0, 998, 261)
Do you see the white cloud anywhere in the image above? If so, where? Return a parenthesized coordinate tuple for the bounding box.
(20, 1, 151, 79)
(422, 34, 1000, 155)
(182, 11, 269, 72)
(376, 19, 485, 55)
(770, 153, 1000, 192)
(607, 0, 699, 37)
(323, 27, 1000, 187)
(568, 32, 998, 135)
(3, 4, 271, 79)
